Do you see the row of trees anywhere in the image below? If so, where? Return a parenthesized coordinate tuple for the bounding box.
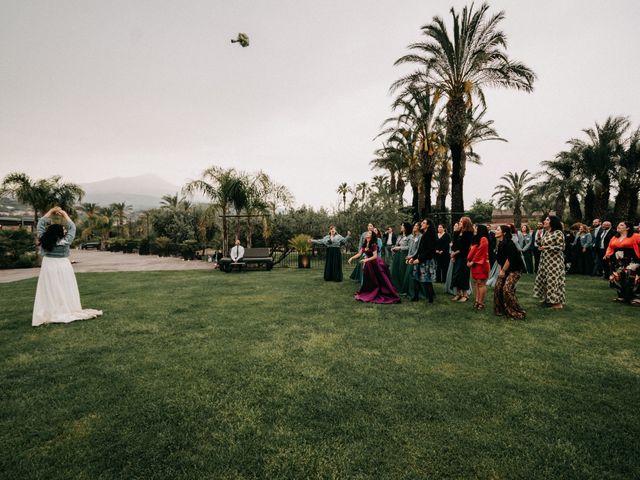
(486, 116, 640, 228)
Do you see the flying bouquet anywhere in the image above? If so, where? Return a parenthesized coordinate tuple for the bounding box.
(231, 33, 250, 48)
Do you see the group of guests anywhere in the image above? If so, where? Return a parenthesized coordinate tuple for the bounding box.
(310, 214, 640, 317)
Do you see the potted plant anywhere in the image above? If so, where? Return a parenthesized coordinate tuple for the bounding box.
(288, 234, 312, 268)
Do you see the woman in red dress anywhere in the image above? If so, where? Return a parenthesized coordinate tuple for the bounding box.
(467, 224, 490, 310)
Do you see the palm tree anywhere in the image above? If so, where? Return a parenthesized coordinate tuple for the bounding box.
(570, 116, 630, 221)
(534, 148, 584, 221)
(81, 202, 99, 217)
(1, 173, 84, 227)
(110, 202, 132, 237)
(183, 166, 246, 254)
(386, 80, 444, 217)
(336, 182, 351, 211)
(394, 3, 535, 215)
(161, 193, 191, 211)
(355, 182, 370, 204)
(380, 127, 420, 219)
(492, 170, 535, 227)
(614, 126, 640, 221)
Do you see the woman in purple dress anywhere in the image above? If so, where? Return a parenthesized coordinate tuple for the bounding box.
(348, 231, 401, 304)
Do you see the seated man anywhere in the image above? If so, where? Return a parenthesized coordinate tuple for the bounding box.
(230, 239, 245, 263)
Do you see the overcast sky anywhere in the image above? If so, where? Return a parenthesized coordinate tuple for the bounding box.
(1, 0, 639, 210)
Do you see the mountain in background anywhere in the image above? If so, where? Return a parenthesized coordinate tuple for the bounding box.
(81, 174, 181, 210)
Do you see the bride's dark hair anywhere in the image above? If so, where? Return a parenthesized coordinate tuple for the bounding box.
(39, 224, 65, 252)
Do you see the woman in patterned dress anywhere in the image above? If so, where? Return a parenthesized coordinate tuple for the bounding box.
(533, 215, 566, 309)
(493, 225, 526, 319)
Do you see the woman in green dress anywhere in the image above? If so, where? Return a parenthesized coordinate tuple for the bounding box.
(401, 223, 423, 298)
(311, 226, 351, 282)
(390, 222, 412, 294)
(533, 215, 566, 309)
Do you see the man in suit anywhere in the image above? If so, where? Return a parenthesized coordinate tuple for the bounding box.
(533, 221, 545, 273)
(597, 221, 615, 279)
(383, 226, 397, 264)
(590, 218, 602, 276)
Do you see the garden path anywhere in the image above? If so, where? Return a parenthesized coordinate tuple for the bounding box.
(0, 250, 212, 283)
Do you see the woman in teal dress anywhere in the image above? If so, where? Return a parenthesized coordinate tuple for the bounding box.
(350, 223, 373, 283)
(311, 226, 351, 282)
(390, 222, 412, 294)
(402, 223, 423, 298)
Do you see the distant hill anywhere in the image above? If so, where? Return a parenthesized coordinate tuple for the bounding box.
(80, 174, 181, 210)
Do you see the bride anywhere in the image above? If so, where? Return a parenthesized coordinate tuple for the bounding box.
(32, 207, 102, 326)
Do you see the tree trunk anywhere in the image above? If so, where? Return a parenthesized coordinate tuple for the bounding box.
(246, 218, 253, 248)
(446, 95, 468, 223)
(389, 171, 397, 195)
(422, 170, 433, 219)
(553, 194, 566, 221)
(450, 142, 464, 218)
(396, 177, 405, 206)
(613, 183, 630, 223)
(411, 183, 420, 222)
(514, 202, 522, 229)
(222, 209, 229, 255)
(436, 163, 450, 212)
(583, 187, 594, 223)
(629, 188, 639, 221)
(569, 193, 582, 222)
(594, 177, 610, 219)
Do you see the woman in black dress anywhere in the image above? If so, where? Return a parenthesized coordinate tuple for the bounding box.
(450, 216, 474, 302)
(434, 224, 451, 283)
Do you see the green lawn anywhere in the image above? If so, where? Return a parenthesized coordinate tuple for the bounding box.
(1, 269, 638, 479)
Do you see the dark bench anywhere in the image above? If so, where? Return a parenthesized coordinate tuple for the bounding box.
(80, 242, 100, 250)
(219, 247, 273, 272)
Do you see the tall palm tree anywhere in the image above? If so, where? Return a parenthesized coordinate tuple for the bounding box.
(492, 170, 535, 227)
(386, 80, 444, 217)
(336, 182, 351, 211)
(1, 173, 84, 226)
(394, 3, 535, 215)
(183, 166, 246, 254)
(614, 126, 640, 221)
(570, 116, 630, 221)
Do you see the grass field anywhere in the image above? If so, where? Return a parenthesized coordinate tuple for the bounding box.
(1, 269, 638, 479)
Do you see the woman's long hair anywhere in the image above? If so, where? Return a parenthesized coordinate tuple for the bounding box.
(402, 222, 413, 236)
(615, 221, 634, 238)
(423, 218, 437, 244)
(472, 224, 489, 245)
(459, 216, 473, 233)
(547, 215, 563, 232)
(498, 225, 512, 241)
(39, 223, 65, 252)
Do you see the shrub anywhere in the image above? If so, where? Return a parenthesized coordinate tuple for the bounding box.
(0, 229, 35, 269)
(180, 240, 198, 260)
(288, 234, 312, 255)
(154, 236, 171, 257)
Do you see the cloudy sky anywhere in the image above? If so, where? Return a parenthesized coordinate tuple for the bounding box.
(1, 0, 639, 209)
